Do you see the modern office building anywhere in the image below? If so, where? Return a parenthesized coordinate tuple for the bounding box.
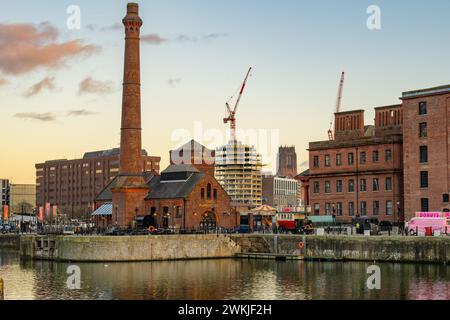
(35, 148, 160, 218)
(262, 174, 299, 211)
(9, 184, 36, 215)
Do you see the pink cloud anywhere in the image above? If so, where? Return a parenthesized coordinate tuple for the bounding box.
(0, 22, 100, 75)
(79, 77, 114, 95)
(24, 76, 56, 97)
(142, 33, 168, 45)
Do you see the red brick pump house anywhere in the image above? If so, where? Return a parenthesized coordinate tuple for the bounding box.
(95, 164, 238, 231)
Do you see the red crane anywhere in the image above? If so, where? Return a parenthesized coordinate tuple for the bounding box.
(224, 67, 252, 142)
(328, 71, 345, 141)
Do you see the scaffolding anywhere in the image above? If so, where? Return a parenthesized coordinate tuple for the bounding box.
(215, 140, 263, 206)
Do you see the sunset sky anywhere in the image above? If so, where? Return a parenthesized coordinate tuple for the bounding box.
(1, 0, 450, 184)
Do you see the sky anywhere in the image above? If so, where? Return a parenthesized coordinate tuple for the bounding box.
(1, 0, 449, 184)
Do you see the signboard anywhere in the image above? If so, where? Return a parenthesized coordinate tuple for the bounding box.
(416, 212, 450, 218)
(52, 205, 57, 218)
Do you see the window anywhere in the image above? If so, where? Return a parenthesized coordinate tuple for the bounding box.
(360, 202, 367, 215)
(421, 198, 429, 212)
(325, 155, 331, 167)
(207, 183, 212, 199)
(385, 177, 393, 191)
(337, 202, 343, 216)
(360, 152, 366, 164)
(176, 206, 182, 218)
(372, 151, 379, 163)
(420, 146, 428, 163)
(386, 201, 393, 216)
(385, 149, 392, 162)
(314, 203, 320, 215)
(314, 181, 320, 194)
(360, 179, 367, 192)
(213, 189, 218, 200)
(336, 180, 343, 193)
(348, 179, 355, 193)
(349, 202, 355, 216)
(313, 156, 320, 168)
(348, 153, 354, 165)
(443, 194, 450, 203)
(336, 154, 342, 166)
(419, 122, 427, 138)
(201, 188, 205, 199)
(373, 178, 380, 192)
(325, 203, 332, 215)
(373, 201, 380, 216)
(419, 101, 427, 115)
(420, 171, 428, 188)
(325, 181, 331, 193)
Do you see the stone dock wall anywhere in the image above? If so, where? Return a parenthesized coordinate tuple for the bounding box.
(0, 235, 20, 250)
(19, 234, 241, 262)
(230, 235, 450, 263)
(5, 234, 449, 263)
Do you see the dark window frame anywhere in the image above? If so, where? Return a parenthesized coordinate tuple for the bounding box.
(419, 122, 427, 138)
(419, 145, 428, 163)
(420, 171, 428, 188)
(385, 149, 392, 162)
(419, 101, 427, 116)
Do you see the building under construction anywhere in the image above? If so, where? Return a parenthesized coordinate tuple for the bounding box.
(215, 67, 263, 207)
(215, 140, 263, 206)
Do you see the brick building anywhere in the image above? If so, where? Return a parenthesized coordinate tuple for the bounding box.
(36, 148, 160, 218)
(308, 106, 404, 222)
(95, 164, 238, 230)
(402, 85, 450, 220)
(170, 140, 215, 176)
(277, 146, 298, 178)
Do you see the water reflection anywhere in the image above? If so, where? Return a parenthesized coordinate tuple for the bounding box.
(0, 250, 448, 300)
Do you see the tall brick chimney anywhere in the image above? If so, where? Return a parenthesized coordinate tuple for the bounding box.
(111, 3, 149, 228)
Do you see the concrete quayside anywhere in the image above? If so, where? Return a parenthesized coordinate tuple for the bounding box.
(1, 234, 447, 264)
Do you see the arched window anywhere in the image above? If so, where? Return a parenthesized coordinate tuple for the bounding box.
(201, 188, 205, 199)
(213, 189, 218, 200)
(207, 184, 212, 199)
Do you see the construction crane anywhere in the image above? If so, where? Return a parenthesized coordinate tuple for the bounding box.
(328, 71, 345, 141)
(224, 67, 252, 142)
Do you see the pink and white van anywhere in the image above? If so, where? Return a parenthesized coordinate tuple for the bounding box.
(406, 217, 447, 236)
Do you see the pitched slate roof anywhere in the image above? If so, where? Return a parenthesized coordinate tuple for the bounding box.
(95, 165, 205, 202)
(146, 171, 205, 200)
(95, 172, 156, 202)
(92, 203, 112, 216)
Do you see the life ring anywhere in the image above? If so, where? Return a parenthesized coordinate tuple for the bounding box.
(148, 226, 155, 233)
(298, 241, 304, 249)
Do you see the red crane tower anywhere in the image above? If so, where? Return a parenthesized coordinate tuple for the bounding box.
(224, 67, 252, 142)
(328, 72, 345, 141)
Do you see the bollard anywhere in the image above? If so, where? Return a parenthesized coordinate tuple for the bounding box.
(0, 278, 4, 300)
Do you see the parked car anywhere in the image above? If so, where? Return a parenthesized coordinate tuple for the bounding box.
(233, 225, 250, 234)
(104, 227, 127, 236)
(378, 221, 393, 232)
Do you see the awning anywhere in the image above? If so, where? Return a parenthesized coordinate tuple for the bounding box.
(91, 203, 112, 217)
(251, 205, 277, 216)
